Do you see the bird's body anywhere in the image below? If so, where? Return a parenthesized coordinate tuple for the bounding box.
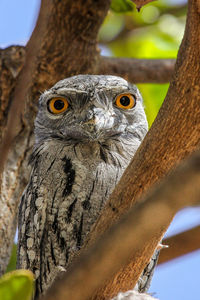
(17, 75, 148, 298)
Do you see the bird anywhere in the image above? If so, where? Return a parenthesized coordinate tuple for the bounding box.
(17, 74, 149, 299)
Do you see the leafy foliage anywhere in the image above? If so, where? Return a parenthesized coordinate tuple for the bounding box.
(100, 1, 186, 126)
(0, 270, 34, 300)
(111, 0, 134, 13)
(6, 244, 17, 273)
(138, 83, 169, 126)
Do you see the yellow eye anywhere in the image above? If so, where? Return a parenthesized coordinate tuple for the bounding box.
(115, 93, 136, 110)
(48, 97, 69, 114)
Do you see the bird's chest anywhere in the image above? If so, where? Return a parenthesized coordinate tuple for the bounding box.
(36, 143, 122, 236)
(38, 142, 120, 202)
(32, 143, 122, 266)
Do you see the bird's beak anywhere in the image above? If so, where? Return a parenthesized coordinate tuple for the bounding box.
(83, 115, 98, 125)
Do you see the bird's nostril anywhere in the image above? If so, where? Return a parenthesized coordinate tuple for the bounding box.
(84, 116, 96, 125)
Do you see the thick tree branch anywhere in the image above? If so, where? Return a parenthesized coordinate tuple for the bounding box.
(0, 0, 111, 174)
(0, 0, 52, 274)
(0, 1, 50, 174)
(98, 57, 175, 83)
(42, 149, 200, 300)
(81, 0, 200, 298)
(159, 225, 200, 265)
(0, 0, 111, 275)
(0, 0, 176, 272)
(1, 46, 175, 84)
(0, 2, 198, 299)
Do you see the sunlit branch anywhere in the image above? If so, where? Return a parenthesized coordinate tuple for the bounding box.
(42, 149, 200, 300)
(98, 57, 175, 83)
(159, 225, 200, 265)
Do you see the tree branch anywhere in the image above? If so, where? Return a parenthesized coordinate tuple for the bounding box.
(0, 0, 111, 275)
(0, 0, 52, 275)
(0, 2, 198, 299)
(159, 225, 200, 265)
(0, 0, 49, 174)
(98, 57, 175, 83)
(42, 149, 200, 300)
(0, 0, 175, 272)
(1, 46, 176, 85)
(0, 0, 111, 174)
(82, 0, 200, 298)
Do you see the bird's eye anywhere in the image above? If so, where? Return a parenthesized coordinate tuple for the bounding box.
(115, 93, 136, 110)
(48, 97, 69, 114)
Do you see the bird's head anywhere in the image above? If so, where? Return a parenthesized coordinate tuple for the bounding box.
(35, 75, 148, 148)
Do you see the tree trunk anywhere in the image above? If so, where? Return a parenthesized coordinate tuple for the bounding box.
(0, 0, 111, 276)
(84, 1, 200, 298)
(0, 1, 199, 300)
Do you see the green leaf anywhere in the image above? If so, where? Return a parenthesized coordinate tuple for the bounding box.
(110, 0, 134, 13)
(98, 11, 124, 42)
(0, 270, 34, 300)
(6, 244, 17, 273)
(138, 83, 169, 127)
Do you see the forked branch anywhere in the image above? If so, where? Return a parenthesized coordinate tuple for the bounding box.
(83, 0, 200, 298)
(42, 149, 200, 300)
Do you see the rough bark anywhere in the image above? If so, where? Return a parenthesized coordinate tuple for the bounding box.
(0, 0, 111, 276)
(82, 0, 200, 298)
(159, 225, 200, 265)
(0, 46, 28, 275)
(42, 149, 200, 300)
(0, 46, 25, 141)
(0, 0, 111, 173)
(0, 0, 175, 275)
(0, 1, 199, 299)
(98, 57, 175, 83)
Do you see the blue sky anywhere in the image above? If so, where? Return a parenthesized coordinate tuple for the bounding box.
(1, 1, 199, 300)
(0, 0, 39, 48)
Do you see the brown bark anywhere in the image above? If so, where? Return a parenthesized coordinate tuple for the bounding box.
(0, 1, 199, 299)
(0, 46, 25, 141)
(0, 46, 175, 85)
(42, 149, 200, 300)
(98, 57, 175, 83)
(0, 0, 175, 275)
(0, 46, 27, 275)
(0, 0, 111, 275)
(159, 225, 200, 265)
(82, 0, 200, 298)
(0, 0, 111, 173)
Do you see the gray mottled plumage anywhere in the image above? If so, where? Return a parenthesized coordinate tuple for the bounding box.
(17, 75, 151, 298)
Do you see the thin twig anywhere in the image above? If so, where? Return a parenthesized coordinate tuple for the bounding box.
(159, 225, 200, 264)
